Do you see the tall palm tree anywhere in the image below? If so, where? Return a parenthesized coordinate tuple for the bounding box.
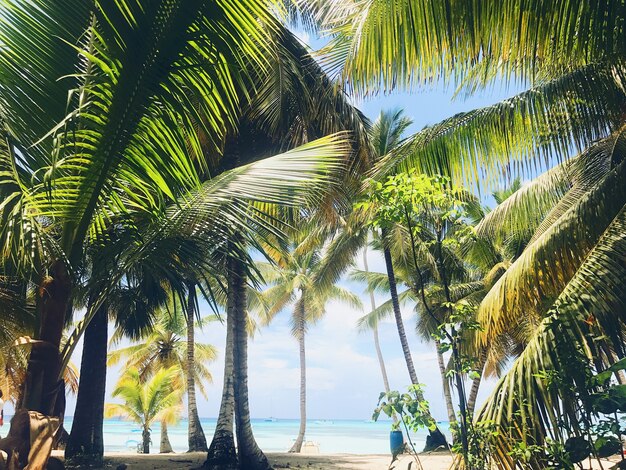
(0, 0, 278, 419)
(314, 109, 450, 449)
(108, 306, 217, 453)
(202, 24, 370, 469)
(256, 235, 362, 453)
(314, 3, 626, 466)
(0, 9, 351, 458)
(357, 246, 397, 425)
(185, 282, 210, 452)
(105, 367, 181, 454)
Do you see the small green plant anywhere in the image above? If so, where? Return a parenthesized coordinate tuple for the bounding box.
(373, 384, 435, 470)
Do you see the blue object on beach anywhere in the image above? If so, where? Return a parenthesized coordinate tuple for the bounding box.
(390, 430, 404, 455)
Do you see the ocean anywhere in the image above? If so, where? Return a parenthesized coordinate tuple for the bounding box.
(60, 417, 451, 455)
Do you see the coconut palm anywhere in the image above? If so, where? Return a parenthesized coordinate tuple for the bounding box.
(108, 305, 217, 453)
(255, 234, 362, 453)
(201, 24, 369, 469)
(356, 245, 397, 425)
(314, 109, 450, 449)
(0, 3, 352, 447)
(310, 4, 626, 465)
(0, 0, 278, 418)
(184, 282, 210, 452)
(105, 367, 181, 454)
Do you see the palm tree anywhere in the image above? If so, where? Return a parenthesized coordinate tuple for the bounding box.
(357, 245, 397, 425)
(185, 282, 210, 452)
(256, 235, 362, 453)
(314, 3, 626, 466)
(108, 306, 217, 453)
(0, 0, 278, 418)
(202, 25, 370, 469)
(105, 367, 181, 454)
(0, 3, 351, 445)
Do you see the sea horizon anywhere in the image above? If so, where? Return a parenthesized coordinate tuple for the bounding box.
(50, 416, 452, 455)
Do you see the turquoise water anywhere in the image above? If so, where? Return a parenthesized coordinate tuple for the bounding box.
(62, 417, 451, 455)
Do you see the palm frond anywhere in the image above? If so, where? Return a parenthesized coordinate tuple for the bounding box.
(477, 156, 626, 348)
(477, 205, 626, 468)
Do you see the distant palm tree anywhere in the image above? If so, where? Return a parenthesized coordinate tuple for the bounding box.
(105, 367, 181, 454)
(256, 236, 362, 453)
(109, 310, 217, 453)
(357, 245, 397, 425)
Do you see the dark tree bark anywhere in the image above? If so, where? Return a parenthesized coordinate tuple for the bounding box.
(22, 260, 71, 416)
(186, 284, 208, 452)
(65, 302, 108, 461)
(467, 348, 488, 416)
(142, 426, 150, 454)
(231, 257, 272, 470)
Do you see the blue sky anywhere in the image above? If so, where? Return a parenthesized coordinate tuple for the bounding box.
(41, 34, 533, 423)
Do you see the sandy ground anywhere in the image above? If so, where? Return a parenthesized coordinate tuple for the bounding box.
(53, 451, 454, 470)
(52, 451, 622, 469)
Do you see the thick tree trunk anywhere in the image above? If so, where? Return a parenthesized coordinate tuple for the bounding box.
(66, 302, 108, 461)
(289, 302, 306, 453)
(381, 238, 447, 451)
(435, 340, 457, 426)
(142, 426, 150, 454)
(231, 257, 272, 470)
(203, 279, 238, 469)
(186, 284, 208, 452)
(160, 420, 173, 453)
(22, 260, 71, 416)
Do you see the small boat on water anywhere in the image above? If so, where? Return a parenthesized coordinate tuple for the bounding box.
(314, 420, 333, 425)
(264, 417, 277, 422)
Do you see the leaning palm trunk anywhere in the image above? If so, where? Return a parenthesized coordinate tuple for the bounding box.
(66, 302, 108, 461)
(289, 301, 306, 453)
(22, 261, 71, 416)
(467, 349, 487, 416)
(204, 281, 238, 469)
(160, 421, 173, 453)
(231, 256, 272, 470)
(363, 248, 397, 424)
(435, 340, 457, 426)
(381, 236, 448, 450)
(186, 284, 208, 452)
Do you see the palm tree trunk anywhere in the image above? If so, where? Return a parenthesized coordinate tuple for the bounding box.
(160, 420, 173, 453)
(467, 349, 488, 416)
(66, 302, 108, 461)
(186, 283, 208, 452)
(142, 426, 150, 454)
(204, 279, 238, 469)
(231, 256, 272, 470)
(289, 300, 306, 453)
(381, 234, 447, 451)
(22, 260, 70, 416)
(363, 247, 397, 425)
(435, 340, 457, 426)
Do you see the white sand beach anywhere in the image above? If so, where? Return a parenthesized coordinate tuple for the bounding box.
(54, 451, 455, 470)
